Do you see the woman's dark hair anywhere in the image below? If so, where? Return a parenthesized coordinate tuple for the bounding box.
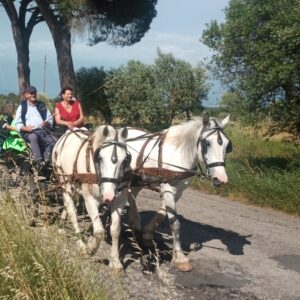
(60, 86, 73, 97)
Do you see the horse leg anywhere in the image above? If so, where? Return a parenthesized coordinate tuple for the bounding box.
(58, 208, 68, 231)
(142, 180, 191, 246)
(62, 185, 85, 250)
(82, 185, 104, 255)
(109, 190, 127, 272)
(127, 187, 142, 233)
(161, 183, 192, 272)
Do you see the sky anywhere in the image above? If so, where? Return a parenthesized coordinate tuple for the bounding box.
(0, 0, 229, 106)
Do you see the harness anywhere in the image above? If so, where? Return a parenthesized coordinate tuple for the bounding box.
(21, 100, 47, 126)
(53, 129, 131, 192)
(94, 133, 132, 191)
(197, 122, 233, 173)
(127, 123, 233, 186)
(126, 130, 198, 185)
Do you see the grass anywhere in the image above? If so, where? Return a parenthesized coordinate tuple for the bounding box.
(193, 122, 300, 215)
(0, 195, 116, 300)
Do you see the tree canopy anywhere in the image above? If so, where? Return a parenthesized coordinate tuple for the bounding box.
(1, 0, 157, 94)
(104, 51, 209, 129)
(202, 0, 300, 135)
(76, 67, 112, 124)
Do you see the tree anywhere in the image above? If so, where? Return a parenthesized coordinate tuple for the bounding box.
(202, 0, 300, 135)
(105, 60, 155, 126)
(219, 91, 246, 121)
(1, 0, 157, 95)
(153, 50, 209, 124)
(105, 51, 209, 128)
(0, 0, 42, 95)
(76, 67, 112, 123)
(36, 0, 157, 91)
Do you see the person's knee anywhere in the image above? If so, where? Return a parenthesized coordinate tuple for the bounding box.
(27, 133, 38, 144)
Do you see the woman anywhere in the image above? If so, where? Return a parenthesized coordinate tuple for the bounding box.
(55, 86, 84, 130)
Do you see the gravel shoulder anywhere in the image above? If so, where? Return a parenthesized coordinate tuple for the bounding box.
(120, 188, 300, 300)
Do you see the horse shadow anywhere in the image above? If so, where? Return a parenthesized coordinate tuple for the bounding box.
(118, 210, 252, 272)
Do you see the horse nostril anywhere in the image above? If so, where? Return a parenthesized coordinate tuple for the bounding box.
(212, 177, 222, 187)
(103, 195, 116, 204)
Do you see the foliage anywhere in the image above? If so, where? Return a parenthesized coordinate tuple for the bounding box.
(201, 0, 300, 136)
(219, 91, 250, 121)
(43, 0, 158, 47)
(105, 51, 209, 129)
(193, 121, 300, 214)
(84, 0, 158, 46)
(105, 60, 155, 126)
(1, 0, 157, 94)
(76, 67, 112, 123)
(153, 50, 209, 123)
(0, 93, 19, 105)
(0, 200, 108, 299)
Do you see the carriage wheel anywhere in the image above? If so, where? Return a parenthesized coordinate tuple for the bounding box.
(18, 173, 40, 226)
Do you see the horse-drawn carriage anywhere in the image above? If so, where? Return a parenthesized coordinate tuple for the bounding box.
(0, 113, 232, 272)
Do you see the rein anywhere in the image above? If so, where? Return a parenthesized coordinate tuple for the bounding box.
(126, 130, 198, 184)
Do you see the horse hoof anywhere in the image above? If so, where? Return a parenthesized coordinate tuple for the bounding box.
(87, 234, 102, 255)
(174, 261, 193, 272)
(109, 261, 124, 273)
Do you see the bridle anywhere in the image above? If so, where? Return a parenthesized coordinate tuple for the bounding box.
(93, 133, 132, 192)
(197, 123, 233, 172)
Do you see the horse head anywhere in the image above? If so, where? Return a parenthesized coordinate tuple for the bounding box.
(197, 113, 232, 187)
(93, 126, 131, 203)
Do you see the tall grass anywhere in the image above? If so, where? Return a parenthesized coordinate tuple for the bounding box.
(0, 195, 113, 300)
(193, 122, 300, 215)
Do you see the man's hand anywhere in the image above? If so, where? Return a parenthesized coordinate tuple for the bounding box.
(41, 121, 50, 128)
(22, 125, 35, 132)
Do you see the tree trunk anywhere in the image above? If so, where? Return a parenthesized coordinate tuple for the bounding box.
(35, 1, 77, 92)
(52, 29, 77, 91)
(1, 0, 31, 97)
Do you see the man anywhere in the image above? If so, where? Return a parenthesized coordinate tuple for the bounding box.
(15, 86, 55, 169)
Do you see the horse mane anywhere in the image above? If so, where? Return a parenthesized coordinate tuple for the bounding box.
(165, 117, 220, 156)
(92, 125, 116, 149)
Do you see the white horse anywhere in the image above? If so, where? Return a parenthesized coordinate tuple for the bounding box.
(121, 113, 232, 271)
(52, 125, 131, 271)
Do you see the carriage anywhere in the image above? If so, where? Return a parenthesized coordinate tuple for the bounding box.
(0, 113, 232, 272)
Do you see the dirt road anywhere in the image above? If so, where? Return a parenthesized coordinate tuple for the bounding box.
(120, 188, 300, 300)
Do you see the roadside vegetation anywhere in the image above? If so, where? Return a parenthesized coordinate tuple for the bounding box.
(193, 121, 300, 215)
(0, 195, 125, 299)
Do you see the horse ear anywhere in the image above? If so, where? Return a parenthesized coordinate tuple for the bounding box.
(103, 126, 109, 137)
(120, 127, 128, 140)
(202, 111, 210, 127)
(221, 114, 230, 128)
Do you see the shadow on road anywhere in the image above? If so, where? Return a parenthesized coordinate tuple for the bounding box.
(120, 210, 252, 272)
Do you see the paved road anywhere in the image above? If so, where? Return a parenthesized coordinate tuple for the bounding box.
(122, 188, 300, 300)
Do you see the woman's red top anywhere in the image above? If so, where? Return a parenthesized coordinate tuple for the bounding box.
(56, 100, 83, 127)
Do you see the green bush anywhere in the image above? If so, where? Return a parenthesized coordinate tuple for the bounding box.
(193, 122, 300, 215)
